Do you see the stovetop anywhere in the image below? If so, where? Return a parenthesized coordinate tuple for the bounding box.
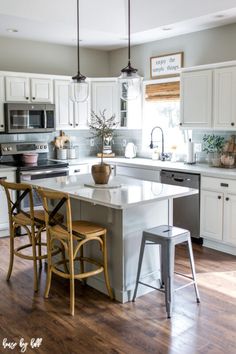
(0, 159, 68, 171)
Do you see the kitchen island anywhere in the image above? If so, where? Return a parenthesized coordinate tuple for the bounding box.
(30, 174, 198, 303)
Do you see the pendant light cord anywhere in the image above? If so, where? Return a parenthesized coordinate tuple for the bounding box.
(128, 0, 131, 65)
(77, 0, 80, 74)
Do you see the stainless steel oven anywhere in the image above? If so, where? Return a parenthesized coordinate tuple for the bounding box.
(19, 167, 69, 209)
(4, 103, 55, 133)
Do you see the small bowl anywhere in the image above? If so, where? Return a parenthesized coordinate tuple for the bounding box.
(22, 153, 38, 164)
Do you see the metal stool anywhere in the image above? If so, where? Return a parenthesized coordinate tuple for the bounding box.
(132, 225, 200, 318)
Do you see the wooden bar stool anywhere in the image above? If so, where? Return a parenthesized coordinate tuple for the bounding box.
(37, 188, 113, 316)
(0, 180, 62, 292)
(132, 225, 200, 318)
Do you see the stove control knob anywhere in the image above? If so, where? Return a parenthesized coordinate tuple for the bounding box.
(40, 146, 43, 149)
(7, 147, 12, 151)
(44, 145, 47, 149)
(3, 147, 8, 151)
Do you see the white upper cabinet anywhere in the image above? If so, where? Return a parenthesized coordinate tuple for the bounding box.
(31, 78, 53, 103)
(0, 76, 4, 131)
(5, 76, 53, 103)
(54, 80, 74, 130)
(91, 80, 118, 121)
(180, 70, 212, 128)
(54, 79, 89, 130)
(213, 67, 236, 130)
(5, 76, 30, 102)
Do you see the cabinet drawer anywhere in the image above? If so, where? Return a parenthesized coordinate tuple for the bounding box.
(201, 176, 236, 193)
(69, 164, 89, 176)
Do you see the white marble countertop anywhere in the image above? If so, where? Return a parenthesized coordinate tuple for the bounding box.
(51, 157, 236, 180)
(29, 174, 198, 210)
(0, 165, 17, 172)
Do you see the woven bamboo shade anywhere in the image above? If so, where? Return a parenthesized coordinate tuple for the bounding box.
(145, 81, 180, 101)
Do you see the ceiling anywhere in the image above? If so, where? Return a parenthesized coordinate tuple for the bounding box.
(1, 0, 236, 50)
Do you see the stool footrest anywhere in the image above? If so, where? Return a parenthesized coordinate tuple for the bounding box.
(174, 271, 194, 281)
(138, 281, 165, 293)
(175, 281, 196, 292)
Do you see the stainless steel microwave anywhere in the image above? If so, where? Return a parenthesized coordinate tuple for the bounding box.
(4, 103, 55, 133)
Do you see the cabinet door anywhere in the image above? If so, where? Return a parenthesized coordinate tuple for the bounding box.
(0, 171, 15, 236)
(224, 194, 236, 245)
(74, 100, 90, 129)
(180, 70, 212, 128)
(5, 76, 30, 102)
(91, 81, 118, 119)
(54, 80, 74, 130)
(200, 190, 223, 240)
(214, 67, 236, 129)
(31, 78, 53, 103)
(0, 76, 4, 131)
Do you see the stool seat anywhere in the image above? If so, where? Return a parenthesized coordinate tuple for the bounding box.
(133, 224, 200, 318)
(50, 220, 106, 240)
(144, 225, 189, 239)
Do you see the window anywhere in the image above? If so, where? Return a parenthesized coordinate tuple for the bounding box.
(142, 78, 190, 158)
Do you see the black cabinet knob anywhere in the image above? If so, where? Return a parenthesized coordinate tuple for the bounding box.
(231, 122, 235, 126)
(70, 123, 73, 126)
(26, 97, 29, 100)
(179, 123, 182, 126)
(32, 97, 35, 100)
(226, 197, 229, 201)
(218, 196, 221, 199)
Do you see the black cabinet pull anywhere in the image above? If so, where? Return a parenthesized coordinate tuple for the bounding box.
(0, 124, 4, 128)
(220, 183, 229, 187)
(231, 122, 235, 126)
(26, 97, 29, 100)
(179, 123, 182, 126)
(218, 196, 221, 199)
(32, 97, 35, 100)
(226, 197, 230, 201)
(74, 169, 80, 173)
(70, 123, 73, 126)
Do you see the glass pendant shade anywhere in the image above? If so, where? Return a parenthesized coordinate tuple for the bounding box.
(118, 65, 142, 101)
(70, 0, 88, 103)
(70, 74, 89, 103)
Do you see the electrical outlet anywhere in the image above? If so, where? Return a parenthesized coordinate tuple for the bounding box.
(122, 139, 127, 147)
(90, 138, 94, 147)
(194, 143, 202, 152)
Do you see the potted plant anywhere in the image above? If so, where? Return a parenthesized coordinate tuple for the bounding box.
(202, 134, 225, 166)
(89, 110, 117, 184)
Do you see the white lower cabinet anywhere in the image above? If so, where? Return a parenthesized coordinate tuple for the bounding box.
(116, 165, 160, 182)
(69, 164, 89, 176)
(201, 176, 236, 253)
(0, 171, 15, 237)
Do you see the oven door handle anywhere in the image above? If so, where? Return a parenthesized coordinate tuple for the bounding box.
(20, 168, 69, 176)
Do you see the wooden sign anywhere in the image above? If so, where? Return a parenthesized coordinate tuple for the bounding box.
(150, 52, 183, 79)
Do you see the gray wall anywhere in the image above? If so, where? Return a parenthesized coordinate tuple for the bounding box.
(0, 36, 109, 77)
(109, 23, 236, 78)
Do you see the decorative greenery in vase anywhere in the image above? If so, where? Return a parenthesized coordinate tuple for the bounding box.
(89, 110, 118, 164)
(89, 110, 118, 184)
(202, 134, 225, 153)
(202, 134, 225, 167)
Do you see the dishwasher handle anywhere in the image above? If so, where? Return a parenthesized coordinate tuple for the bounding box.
(173, 177, 191, 183)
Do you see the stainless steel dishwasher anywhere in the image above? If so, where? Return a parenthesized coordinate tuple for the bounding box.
(160, 170, 200, 239)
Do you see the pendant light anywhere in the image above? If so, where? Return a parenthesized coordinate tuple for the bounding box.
(70, 0, 89, 103)
(118, 0, 142, 101)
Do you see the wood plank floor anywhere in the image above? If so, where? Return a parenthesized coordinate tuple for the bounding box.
(0, 236, 236, 354)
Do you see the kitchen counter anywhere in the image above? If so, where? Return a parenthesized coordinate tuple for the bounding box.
(28, 174, 197, 210)
(0, 165, 17, 172)
(51, 156, 236, 180)
(28, 174, 197, 302)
